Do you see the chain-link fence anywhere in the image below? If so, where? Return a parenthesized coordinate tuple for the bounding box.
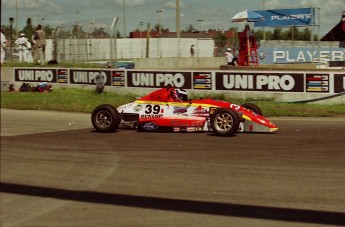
(53, 22, 96, 63)
(52, 27, 215, 64)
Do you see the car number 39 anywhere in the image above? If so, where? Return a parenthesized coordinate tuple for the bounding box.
(145, 105, 161, 114)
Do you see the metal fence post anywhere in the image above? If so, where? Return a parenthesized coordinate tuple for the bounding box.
(110, 17, 120, 68)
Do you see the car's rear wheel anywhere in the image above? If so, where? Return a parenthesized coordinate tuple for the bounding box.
(210, 108, 240, 136)
(91, 104, 121, 132)
(241, 103, 263, 116)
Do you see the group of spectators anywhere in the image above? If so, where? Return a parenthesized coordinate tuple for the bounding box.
(0, 24, 46, 65)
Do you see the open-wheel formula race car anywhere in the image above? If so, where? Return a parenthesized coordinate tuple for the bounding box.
(91, 86, 278, 136)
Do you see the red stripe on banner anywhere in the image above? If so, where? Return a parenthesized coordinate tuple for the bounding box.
(58, 70, 67, 75)
(307, 77, 323, 81)
(194, 75, 207, 79)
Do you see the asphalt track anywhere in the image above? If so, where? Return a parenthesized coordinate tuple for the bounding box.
(1, 108, 345, 227)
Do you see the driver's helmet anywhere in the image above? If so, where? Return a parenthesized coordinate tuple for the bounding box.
(175, 88, 188, 101)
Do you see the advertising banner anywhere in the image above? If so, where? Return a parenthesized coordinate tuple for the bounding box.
(257, 47, 345, 64)
(334, 74, 345, 93)
(254, 8, 314, 27)
(305, 73, 330, 93)
(12, 68, 343, 96)
(14, 68, 58, 83)
(69, 69, 112, 86)
(127, 71, 192, 89)
(193, 72, 212, 90)
(112, 71, 125, 87)
(58, 69, 68, 83)
(215, 72, 304, 92)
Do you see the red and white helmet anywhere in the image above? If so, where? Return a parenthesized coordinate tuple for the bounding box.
(174, 88, 188, 101)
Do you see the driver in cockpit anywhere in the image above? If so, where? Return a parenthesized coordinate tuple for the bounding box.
(174, 88, 189, 101)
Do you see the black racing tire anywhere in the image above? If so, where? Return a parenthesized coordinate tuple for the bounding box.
(210, 108, 240, 136)
(241, 103, 263, 116)
(91, 104, 121, 133)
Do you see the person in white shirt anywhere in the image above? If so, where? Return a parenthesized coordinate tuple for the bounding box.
(15, 33, 29, 62)
(0, 28, 7, 64)
(225, 48, 238, 66)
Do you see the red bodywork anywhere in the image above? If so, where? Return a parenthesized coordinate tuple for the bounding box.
(136, 87, 278, 131)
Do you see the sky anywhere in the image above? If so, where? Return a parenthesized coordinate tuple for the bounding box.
(1, 0, 345, 37)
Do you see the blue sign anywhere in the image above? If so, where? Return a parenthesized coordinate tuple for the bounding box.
(254, 8, 314, 27)
(257, 47, 345, 64)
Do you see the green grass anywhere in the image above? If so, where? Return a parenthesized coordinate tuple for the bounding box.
(1, 88, 137, 113)
(1, 88, 344, 117)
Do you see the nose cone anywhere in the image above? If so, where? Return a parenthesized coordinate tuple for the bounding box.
(269, 127, 279, 132)
(268, 122, 278, 132)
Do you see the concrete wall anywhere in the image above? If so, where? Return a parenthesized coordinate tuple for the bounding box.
(56, 38, 215, 62)
(133, 57, 225, 69)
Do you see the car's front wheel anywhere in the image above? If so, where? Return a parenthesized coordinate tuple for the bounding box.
(91, 104, 121, 132)
(241, 103, 263, 116)
(210, 108, 240, 136)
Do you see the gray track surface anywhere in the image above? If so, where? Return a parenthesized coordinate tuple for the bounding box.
(1, 109, 345, 227)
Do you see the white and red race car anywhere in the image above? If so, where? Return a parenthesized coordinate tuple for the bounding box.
(91, 86, 278, 136)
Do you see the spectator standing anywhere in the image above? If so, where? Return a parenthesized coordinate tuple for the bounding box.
(15, 33, 29, 62)
(26, 41, 33, 63)
(190, 44, 195, 57)
(1, 27, 7, 64)
(33, 24, 46, 65)
(31, 31, 37, 62)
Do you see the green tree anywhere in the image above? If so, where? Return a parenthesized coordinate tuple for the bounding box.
(20, 18, 35, 39)
(43, 24, 54, 38)
(185, 24, 196, 32)
(1, 25, 15, 40)
(116, 30, 122, 38)
(227, 27, 238, 48)
(91, 27, 109, 38)
(301, 27, 311, 41)
(252, 29, 263, 41)
(286, 26, 299, 40)
(153, 23, 164, 33)
(272, 27, 283, 40)
(215, 32, 227, 49)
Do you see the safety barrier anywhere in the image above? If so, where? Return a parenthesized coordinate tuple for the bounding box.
(1, 67, 344, 104)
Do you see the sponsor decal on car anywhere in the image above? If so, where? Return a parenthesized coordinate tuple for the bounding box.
(117, 102, 135, 112)
(173, 127, 180, 132)
(133, 104, 143, 112)
(209, 107, 217, 115)
(170, 119, 204, 127)
(173, 106, 188, 114)
(140, 114, 163, 119)
(142, 122, 159, 130)
(193, 106, 209, 116)
(186, 127, 196, 132)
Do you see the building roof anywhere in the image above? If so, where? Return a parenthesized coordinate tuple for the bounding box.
(321, 11, 345, 42)
(321, 21, 345, 41)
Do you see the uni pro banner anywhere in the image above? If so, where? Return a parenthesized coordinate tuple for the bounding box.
(254, 8, 314, 27)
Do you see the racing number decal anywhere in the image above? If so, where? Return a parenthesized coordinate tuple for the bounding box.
(230, 104, 240, 110)
(145, 105, 161, 114)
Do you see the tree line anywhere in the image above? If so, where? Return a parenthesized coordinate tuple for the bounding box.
(2, 18, 317, 44)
